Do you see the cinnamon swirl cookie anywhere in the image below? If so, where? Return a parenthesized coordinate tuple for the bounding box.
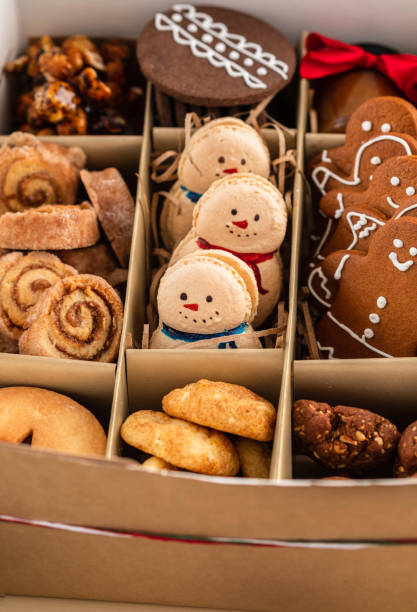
(0, 203, 100, 250)
(0, 251, 77, 340)
(0, 132, 86, 214)
(19, 274, 123, 362)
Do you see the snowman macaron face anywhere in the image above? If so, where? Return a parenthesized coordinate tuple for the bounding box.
(157, 258, 252, 334)
(178, 119, 270, 195)
(194, 173, 287, 253)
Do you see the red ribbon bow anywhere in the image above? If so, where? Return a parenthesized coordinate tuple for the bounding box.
(197, 237, 275, 295)
(300, 33, 417, 105)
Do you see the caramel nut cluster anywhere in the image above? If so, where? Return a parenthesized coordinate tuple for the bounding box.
(5, 35, 142, 135)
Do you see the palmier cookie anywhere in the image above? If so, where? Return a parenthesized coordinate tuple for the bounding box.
(0, 386, 106, 456)
(163, 379, 276, 441)
(0, 251, 77, 340)
(0, 202, 100, 250)
(121, 410, 239, 476)
(80, 168, 135, 268)
(19, 274, 123, 362)
(234, 438, 271, 478)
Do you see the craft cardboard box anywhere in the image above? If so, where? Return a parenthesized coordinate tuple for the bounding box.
(3, 2, 417, 610)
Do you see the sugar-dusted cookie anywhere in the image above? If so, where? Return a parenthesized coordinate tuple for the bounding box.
(0, 132, 86, 214)
(150, 250, 261, 349)
(0, 386, 106, 456)
(310, 96, 417, 181)
(315, 216, 417, 358)
(394, 421, 417, 477)
(19, 274, 123, 362)
(141, 456, 179, 472)
(0, 203, 100, 250)
(121, 410, 240, 476)
(171, 173, 287, 326)
(234, 438, 271, 478)
(80, 167, 135, 267)
(0, 251, 77, 340)
(160, 117, 271, 250)
(137, 5, 296, 107)
(293, 399, 399, 475)
(162, 379, 276, 441)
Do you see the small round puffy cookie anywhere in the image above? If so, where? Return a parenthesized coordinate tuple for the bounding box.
(121, 410, 239, 476)
(0, 202, 100, 250)
(163, 379, 276, 441)
(234, 438, 272, 478)
(293, 399, 400, 476)
(394, 421, 417, 477)
(0, 386, 106, 456)
(151, 250, 261, 349)
(160, 117, 271, 250)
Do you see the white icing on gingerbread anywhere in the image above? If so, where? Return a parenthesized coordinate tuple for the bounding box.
(155, 4, 289, 90)
(390, 176, 400, 186)
(371, 156, 381, 165)
(393, 238, 403, 248)
(369, 313, 380, 323)
(334, 254, 350, 280)
(321, 150, 331, 162)
(334, 193, 345, 219)
(377, 296, 387, 309)
(381, 123, 391, 133)
(307, 266, 331, 308)
(395, 203, 417, 219)
(410, 247, 417, 256)
(312, 135, 413, 195)
(317, 341, 335, 359)
(313, 218, 333, 260)
(389, 251, 414, 271)
(362, 120, 372, 131)
(363, 328, 374, 339)
(326, 311, 393, 358)
(406, 186, 416, 196)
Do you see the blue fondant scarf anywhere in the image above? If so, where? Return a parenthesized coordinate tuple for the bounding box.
(162, 322, 249, 349)
(180, 184, 202, 204)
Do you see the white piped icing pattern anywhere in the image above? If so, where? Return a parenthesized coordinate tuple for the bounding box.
(362, 120, 372, 131)
(364, 328, 374, 339)
(406, 186, 416, 196)
(381, 123, 391, 133)
(410, 247, 417, 256)
(371, 156, 381, 165)
(390, 176, 400, 186)
(155, 4, 289, 89)
(369, 313, 380, 324)
(377, 296, 387, 309)
(393, 238, 403, 248)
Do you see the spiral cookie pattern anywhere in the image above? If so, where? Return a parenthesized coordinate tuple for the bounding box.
(0, 251, 77, 340)
(0, 133, 86, 213)
(19, 274, 123, 362)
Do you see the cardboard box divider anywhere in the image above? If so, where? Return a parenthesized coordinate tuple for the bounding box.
(5, 25, 417, 611)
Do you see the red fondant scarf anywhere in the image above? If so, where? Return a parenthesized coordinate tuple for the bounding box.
(197, 237, 275, 295)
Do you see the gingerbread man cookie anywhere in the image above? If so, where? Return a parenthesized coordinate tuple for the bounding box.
(170, 173, 287, 327)
(159, 117, 271, 250)
(309, 96, 417, 181)
(150, 249, 261, 349)
(315, 216, 417, 358)
(320, 155, 417, 220)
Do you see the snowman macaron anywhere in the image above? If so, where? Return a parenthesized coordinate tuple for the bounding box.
(150, 250, 261, 349)
(170, 173, 287, 327)
(159, 117, 271, 250)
